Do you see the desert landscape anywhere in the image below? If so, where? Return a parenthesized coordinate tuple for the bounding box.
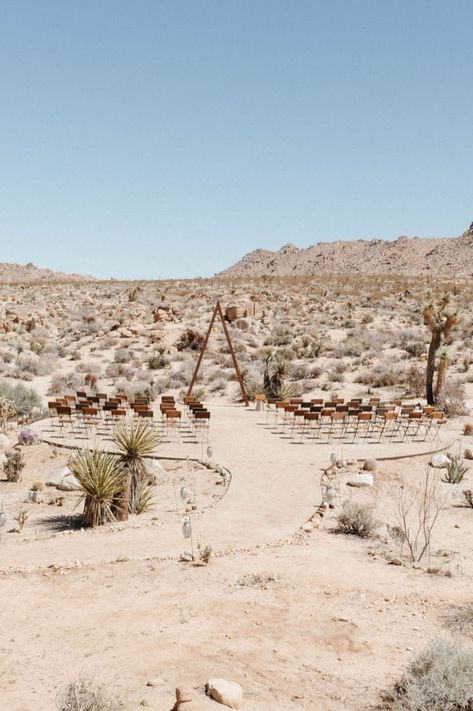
(1, 247, 473, 710)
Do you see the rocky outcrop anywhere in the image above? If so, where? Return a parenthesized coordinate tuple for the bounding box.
(218, 222, 473, 278)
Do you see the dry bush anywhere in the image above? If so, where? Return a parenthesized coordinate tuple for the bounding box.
(336, 501, 379, 538)
(3, 450, 25, 482)
(436, 380, 468, 417)
(404, 364, 425, 397)
(463, 490, 473, 508)
(381, 638, 473, 710)
(391, 470, 444, 563)
(57, 675, 119, 711)
(443, 603, 473, 639)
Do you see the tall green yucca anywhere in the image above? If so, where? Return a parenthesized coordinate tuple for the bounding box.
(112, 419, 160, 515)
(69, 449, 126, 527)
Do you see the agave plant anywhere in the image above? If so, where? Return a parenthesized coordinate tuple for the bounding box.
(443, 459, 469, 484)
(112, 419, 160, 514)
(68, 449, 126, 527)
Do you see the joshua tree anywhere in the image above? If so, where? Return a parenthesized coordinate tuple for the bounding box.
(434, 349, 449, 400)
(423, 293, 459, 405)
(112, 419, 160, 516)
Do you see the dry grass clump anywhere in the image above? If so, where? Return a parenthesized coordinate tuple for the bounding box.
(57, 675, 119, 711)
(381, 638, 473, 710)
(336, 501, 379, 538)
(443, 603, 473, 639)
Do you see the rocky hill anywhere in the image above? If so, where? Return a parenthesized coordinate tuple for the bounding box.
(0, 262, 95, 283)
(219, 223, 473, 278)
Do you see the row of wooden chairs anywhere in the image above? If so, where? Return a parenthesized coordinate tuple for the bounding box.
(263, 398, 446, 444)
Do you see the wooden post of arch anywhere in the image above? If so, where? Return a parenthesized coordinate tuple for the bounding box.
(186, 301, 249, 406)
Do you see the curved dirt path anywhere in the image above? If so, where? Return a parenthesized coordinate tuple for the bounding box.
(1, 405, 451, 571)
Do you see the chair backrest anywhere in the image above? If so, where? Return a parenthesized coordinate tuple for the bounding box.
(111, 409, 126, 417)
(138, 410, 154, 418)
(384, 412, 397, 421)
(358, 412, 372, 421)
(331, 412, 346, 421)
(321, 408, 334, 416)
(76, 391, 87, 398)
(56, 406, 72, 415)
(304, 412, 319, 421)
(82, 407, 98, 416)
(311, 399, 323, 405)
(194, 410, 210, 420)
(165, 409, 181, 419)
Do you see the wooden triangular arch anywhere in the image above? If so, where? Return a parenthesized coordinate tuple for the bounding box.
(186, 301, 249, 406)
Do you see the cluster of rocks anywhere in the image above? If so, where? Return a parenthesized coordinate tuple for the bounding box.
(172, 679, 243, 710)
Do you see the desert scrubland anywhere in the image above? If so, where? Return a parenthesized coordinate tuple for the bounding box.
(1, 272, 473, 710)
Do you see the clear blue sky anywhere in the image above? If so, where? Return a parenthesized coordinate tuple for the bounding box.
(1, 1, 472, 279)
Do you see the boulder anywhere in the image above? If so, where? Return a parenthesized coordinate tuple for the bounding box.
(18, 428, 39, 446)
(431, 453, 451, 469)
(347, 472, 374, 487)
(45, 467, 81, 491)
(362, 459, 377, 472)
(206, 679, 243, 709)
(144, 460, 167, 484)
(153, 308, 171, 323)
(225, 302, 253, 322)
(0, 433, 12, 450)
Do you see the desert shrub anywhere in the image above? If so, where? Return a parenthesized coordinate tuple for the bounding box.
(355, 368, 398, 388)
(391, 470, 444, 562)
(443, 460, 468, 484)
(48, 372, 83, 395)
(462, 490, 473, 508)
(57, 675, 119, 711)
(3, 450, 25, 482)
(147, 351, 169, 370)
(336, 501, 378, 538)
(404, 364, 425, 397)
(437, 380, 468, 417)
(444, 603, 473, 639)
(0, 380, 41, 417)
(0, 396, 16, 429)
(464, 423, 473, 437)
(403, 341, 425, 358)
(381, 638, 473, 710)
(114, 348, 132, 364)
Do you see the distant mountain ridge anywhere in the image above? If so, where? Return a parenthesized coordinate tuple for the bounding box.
(219, 223, 473, 277)
(0, 262, 95, 283)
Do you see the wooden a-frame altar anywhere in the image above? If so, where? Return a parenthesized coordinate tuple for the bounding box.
(186, 301, 249, 406)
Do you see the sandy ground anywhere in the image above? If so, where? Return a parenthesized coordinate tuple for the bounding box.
(1, 403, 472, 710)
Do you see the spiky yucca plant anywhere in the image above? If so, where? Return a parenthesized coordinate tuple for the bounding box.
(112, 419, 160, 515)
(443, 459, 468, 484)
(135, 481, 156, 514)
(69, 450, 126, 527)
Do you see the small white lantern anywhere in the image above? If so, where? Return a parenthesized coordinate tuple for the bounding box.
(180, 486, 188, 502)
(207, 445, 213, 459)
(182, 520, 192, 539)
